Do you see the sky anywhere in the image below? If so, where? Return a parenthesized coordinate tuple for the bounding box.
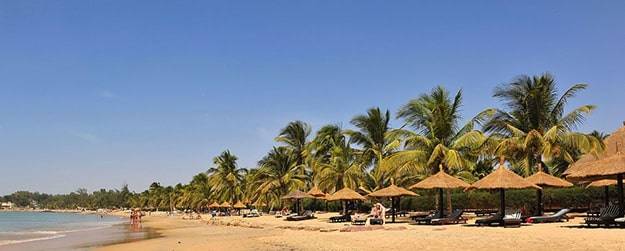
(1, 1, 624, 195)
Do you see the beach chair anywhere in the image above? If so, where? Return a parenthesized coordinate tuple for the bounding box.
(330, 214, 351, 223)
(503, 210, 522, 228)
(286, 210, 315, 221)
(412, 211, 439, 225)
(475, 211, 503, 226)
(430, 209, 467, 225)
(351, 214, 367, 225)
(585, 205, 620, 227)
(526, 209, 571, 223)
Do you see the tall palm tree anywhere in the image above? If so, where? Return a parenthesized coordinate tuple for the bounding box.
(275, 121, 311, 168)
(207, 150, 246, 203)
(386, 86, 491, 212)
(484, 73, 601, 176)
(345, 107, 400, 191)
(307, 124, 345, 186)
(316, 135, 366, 192)
(178, 173, 212, 211)
(253, 147, 308, 208)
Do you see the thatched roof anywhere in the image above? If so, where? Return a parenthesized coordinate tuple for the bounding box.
(252, 200, 266, 207)
(326, 187, 366, 201)
(368, 184, 418, 198)
(469, 163, 541, 190)
(220, 201, 231, 208)
(282, 190, 314, 200)
(410, 170, 471, 189)
(566, 125, 625, 180)
(525, 170, 573, 188)
(208, 202, 220, 208)
(307, 186, 326, 198)
(233, 201, 246, 209)
(586, 179, 622, 188)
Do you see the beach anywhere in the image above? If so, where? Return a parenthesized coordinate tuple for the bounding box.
(97, 213, 625, 251)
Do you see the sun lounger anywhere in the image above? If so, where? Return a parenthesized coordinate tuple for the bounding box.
(286, 210, 315, 221)
(243, 209, 261, 218)
(585, 205, 621, 227)
(330, 214, 352, 223)
(412, 211, 439, 224)
(527, 209, 571, 223)
(476, 211, 504, 226)
(351, 215, 367, 225)
(430, 209, 467, 225)
(502, 210, 522, 228)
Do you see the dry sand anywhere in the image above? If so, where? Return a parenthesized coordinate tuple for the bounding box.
(97, 213, 625, 251)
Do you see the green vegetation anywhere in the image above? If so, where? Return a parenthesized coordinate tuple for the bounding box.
(1, 73, 608, 212)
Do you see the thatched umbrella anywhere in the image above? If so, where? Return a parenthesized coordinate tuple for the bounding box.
(469, 158, 541, 219)
(282, 190, 314, 215)
(410, 168, 470, 218)
(326, 187, 367, 215)
(567, 124, 625, 216)
(586, 179, 624, 207)
(525, 164, 573, 216)
(233, 201, 247, 209)
(368, 181, 417, 223)
(308, 186, 327, 211)
(208, 202, 220, 208)
(220, 201, 231, 208)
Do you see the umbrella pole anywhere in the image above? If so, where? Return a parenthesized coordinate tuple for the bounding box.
(536, 189, 544, 216)
(499, 188, 506, 219)
(605, 186, 610, 207)
(392, 197, 396, 223)
(618, 174, 624, 216)
(438, 188, 444, 218)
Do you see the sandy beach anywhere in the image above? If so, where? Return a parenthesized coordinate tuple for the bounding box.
(96, 213, 625, 251)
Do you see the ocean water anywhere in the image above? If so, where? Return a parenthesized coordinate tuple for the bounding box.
(0, 211, 126, 249)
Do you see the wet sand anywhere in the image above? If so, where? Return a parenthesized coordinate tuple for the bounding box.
(96, 213, 625, 251)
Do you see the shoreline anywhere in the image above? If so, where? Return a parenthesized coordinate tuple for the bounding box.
(96, 213, 625, 251)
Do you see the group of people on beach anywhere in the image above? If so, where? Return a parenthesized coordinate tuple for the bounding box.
(130, 209, 143, 225)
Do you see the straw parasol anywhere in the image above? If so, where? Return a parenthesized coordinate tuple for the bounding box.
(410, 167, 470, 218)
(586, 179, 624, 207)
(368, 181, 417, 223)
(233, 201, 246, 209)
(208, 202, 220, 208)
(307, 186, 326, 198)
(308, 185, 328, 212)
(220, 201, 232, 208)
(282, 190, 313, 215)
(525, 164, 573, 216)
(566, 124, 625, 216)
(469, 157, 541, 219)
(326, 187, 366, 214)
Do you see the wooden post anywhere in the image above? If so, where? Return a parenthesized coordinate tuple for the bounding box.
(438, 188, 445, 218)
(618, 174, 624, 216)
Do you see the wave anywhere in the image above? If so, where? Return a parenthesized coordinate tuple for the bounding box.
(0, 234, 66, 246)
(0, 225, 113, 246)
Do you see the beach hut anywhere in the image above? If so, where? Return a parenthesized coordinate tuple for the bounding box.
(586, 179, 623, 207)
(326, 187, 366, 215)
(368, 180, 417, 223)
(469, 157, 541, 220)
(410, 167, 470, 218)
(282, 190, 314, 215)
(525, 164, 573, 216)
(567, 124, 625, 216)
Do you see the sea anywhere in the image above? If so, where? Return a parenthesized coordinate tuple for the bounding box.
(0, 211, 153, 251)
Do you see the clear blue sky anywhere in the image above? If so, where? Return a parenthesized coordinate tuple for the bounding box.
(1, 1, 624, 194)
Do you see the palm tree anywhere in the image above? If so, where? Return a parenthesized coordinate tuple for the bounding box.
(177, 173, 212, 211)
(307, 124, 346, 186)
(275, 121, 311, 169)
(345, 107, 400, 191)
(316, 135, 366, 192)
(253, 147, 308, 209)
(386, 86, 492, 212)
(207, 150, 246, 203)
(484, 73, 601, 176)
